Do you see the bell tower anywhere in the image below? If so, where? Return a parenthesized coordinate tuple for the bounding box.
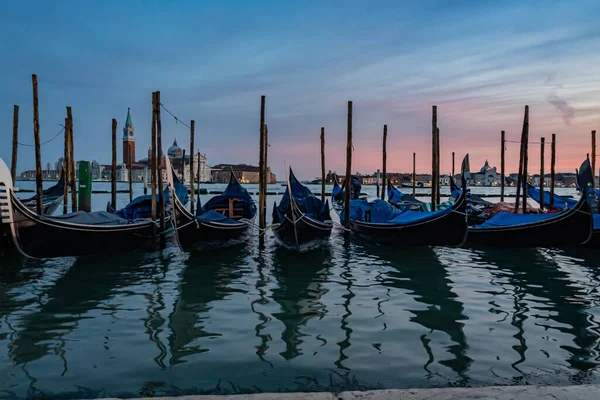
(122, 108, 135, 165)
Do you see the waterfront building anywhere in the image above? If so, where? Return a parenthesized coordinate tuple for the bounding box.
(211, 164, 276, 184)
(469, 160, 501, 186)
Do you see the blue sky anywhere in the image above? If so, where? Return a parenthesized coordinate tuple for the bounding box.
(1, 0, 599, 179)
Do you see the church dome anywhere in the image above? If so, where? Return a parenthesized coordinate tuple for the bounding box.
(480, 160, 491, 173)
(167, 139, 183, 158)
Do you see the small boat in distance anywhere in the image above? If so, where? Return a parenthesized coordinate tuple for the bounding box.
(272, 167, 333, 252)
(168, 158, 257, 251)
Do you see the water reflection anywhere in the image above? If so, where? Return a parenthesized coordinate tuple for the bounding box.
(270, 247, 331, 360)
(167, 247, 249, 365)
(2, 240, 600, 397)
(8, 253, 154, 367)
(475, 248, 600, 375)
(363, 245, 472, 379)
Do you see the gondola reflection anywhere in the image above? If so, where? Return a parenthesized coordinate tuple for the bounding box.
(475, 247, 600, 376)
(269, 246, 332, 360)
(167, 246, 251, 365)
(357, 243, 472, 381)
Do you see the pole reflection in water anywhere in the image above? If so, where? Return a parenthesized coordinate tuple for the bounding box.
(167, 247, 249, 365)
(468, 247, 600, 385)
(2, 235, 600, 398)
(363, 244, 471, 386)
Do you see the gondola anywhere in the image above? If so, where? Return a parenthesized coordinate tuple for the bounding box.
(168, 158, 256, 251)
(0, 157, 158, 259)
(107, 172, 188, 220)
(21, 171, 66, 216)
(341, 156, 469, 246)
(466, 158, 593, 248)
(527, 181, 600, 248)
(1, 172, 65, 254)
(387, 180, 422, 210)
(272, 167, 333, 252)
(449, 175, 493, 225)
(332, 174, 362, 209)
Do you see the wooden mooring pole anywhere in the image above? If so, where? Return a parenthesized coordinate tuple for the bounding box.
(320, 127, 325, 203)
(63, 118, 69, 214)
(190, 120, 195, 215)
(258, 96, 266, 235)
(263, 124, 268, 210)
(181, 149, 186, 182)
(436, 127, 440, 204)
(151, 92, 157, 241)
(431, 105, 437, 211)
(451, 151, 455, 179)
(67, 107, 76, 212)
(540, 137, 545, 211)
(515, 110, 525, 213)
(32, 74, 43, 215)
(111, 118, 117, 209)
(522, 107, 529, 213)
(143, 166, 148, 195)
(344, 101, 353, 239)
(412, 152, 416, 197)
(592, 130, 597, 187)
(381, 124, 387, 200)
(156, 91, 166, 249)
(500, 130, 505, 202)
(196, 151, 201, 207)
(11, 105, 19, 184)
(550, 134, 556, 208)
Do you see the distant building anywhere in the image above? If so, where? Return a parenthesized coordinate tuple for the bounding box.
(469, 160, 501, 186)
(20, 169, 61, 180)
(123, 108, 135, 166)
(211, 164, 276, 184)
(136, 139, 211, 183)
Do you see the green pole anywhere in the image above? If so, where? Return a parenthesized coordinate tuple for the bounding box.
(78, 161, 92, 212)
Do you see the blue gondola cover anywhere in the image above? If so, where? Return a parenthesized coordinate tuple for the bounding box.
(526, 186, 578, 210)
(199, 173, 256, 219)
(274, 169, 331, 223)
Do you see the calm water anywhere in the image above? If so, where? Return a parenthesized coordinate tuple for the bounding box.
(2, 183, 599, 399)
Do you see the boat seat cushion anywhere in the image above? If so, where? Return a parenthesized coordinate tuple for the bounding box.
(43, 211, 131, 226)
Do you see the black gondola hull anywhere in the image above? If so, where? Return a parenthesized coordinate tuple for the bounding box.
(351, 206, 467, 246)
(580, 228, 600, 249)
(7, 193, 158, 258)
(466, 196, 592, 248)
(173, 198, 254, 251)
(348, 190, 468, 246)
(272, 214, 333, 253)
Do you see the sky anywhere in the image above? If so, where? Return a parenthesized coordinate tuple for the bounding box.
(1, 0, 599, 180)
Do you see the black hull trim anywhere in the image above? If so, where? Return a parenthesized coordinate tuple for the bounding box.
(349, 190, 468, 246)
(581, 229, 600, 249)
(466, 195, 592, 248)
(173, 197, 254, 251)
(272, 213, 333, 253)
(7, 192, 158, 259)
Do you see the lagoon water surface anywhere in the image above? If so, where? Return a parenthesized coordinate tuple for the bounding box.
(1, 183, 600, 398)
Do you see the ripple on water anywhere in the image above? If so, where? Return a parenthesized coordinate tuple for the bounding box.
(2, 240, 600, 398)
